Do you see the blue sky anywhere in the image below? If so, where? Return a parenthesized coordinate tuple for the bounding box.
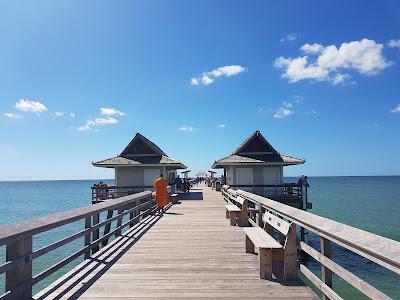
(0, 0, 399, 180)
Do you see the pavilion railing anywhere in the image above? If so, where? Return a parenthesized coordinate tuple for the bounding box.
(91, 185, 154, 203)
(0, 191, 156, 300)
(222, 185, 400, 300)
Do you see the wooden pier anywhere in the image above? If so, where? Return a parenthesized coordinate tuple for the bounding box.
(35, 185, 317, 299)
(0, 184, 399, 299)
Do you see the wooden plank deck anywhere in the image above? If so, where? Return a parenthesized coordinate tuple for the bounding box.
(36, 185, 317, 299)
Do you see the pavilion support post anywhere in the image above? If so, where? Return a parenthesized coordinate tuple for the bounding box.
(6, 236, 33, 300)
(320, 237, 332, 300)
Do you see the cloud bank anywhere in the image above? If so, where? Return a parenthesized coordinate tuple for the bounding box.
(275, 38, 392, 85)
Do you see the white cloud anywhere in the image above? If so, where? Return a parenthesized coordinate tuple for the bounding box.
(15, 99, 48, 113)
(191, 65, 246, 86)
(78, 117, 118, 131)
(280, 33, 298, 43)
(273, 102, 294, 119)
(275, 38, 392, 85)
(390, 104, 400, 113)
(190, 78, 199, 86)
(201, 75, 214, 85)
(387, 39, 400, 48)
(4, 113, 22, 119)
(218, 124, 226, 128)
(70, 113, 76, 118)
(55, 111, 64, 117)
(100, 107, 125, 116)
(300, 43, 324, 54)
(332, 73, 352, 85)
(179, 125, 198, 132)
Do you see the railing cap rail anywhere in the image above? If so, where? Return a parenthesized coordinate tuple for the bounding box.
(0, 191, 152, 246)
(237, 189, 400, 274)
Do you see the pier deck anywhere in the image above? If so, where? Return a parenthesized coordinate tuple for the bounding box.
(36, 185, 317, 299)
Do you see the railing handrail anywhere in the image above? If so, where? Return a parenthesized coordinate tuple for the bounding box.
(229, 183, 301, 187)
(236, 189, 400, 274)
(0, 190, 152, 246)
(91, 185, 153, 189)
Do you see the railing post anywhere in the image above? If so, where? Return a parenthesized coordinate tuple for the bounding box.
(257, 203, 264, 227)
(6, 236, 33, 299)
(102, 210, 114, 246)
(115, 206, 123, 236)
(92, 213, 100, 254)
(130, 199, 139, 228)
(320, 237, 332, 300)
(84, 216, 91, 259)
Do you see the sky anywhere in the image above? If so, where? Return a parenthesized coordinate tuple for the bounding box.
(0, 0, 399, 181)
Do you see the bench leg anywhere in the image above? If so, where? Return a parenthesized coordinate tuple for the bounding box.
(284, 224, 298, 280)
(229, 212, 236, 226)
(226, 209, 229, 219)
(259, 248, 272, 279)
(239, 210, 248, 227)
(245, 235, 254, 254)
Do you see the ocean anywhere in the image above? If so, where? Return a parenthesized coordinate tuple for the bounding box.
(0, 177, 399, 298)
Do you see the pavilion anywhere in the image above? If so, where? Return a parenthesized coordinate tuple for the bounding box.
(93, 133, 186, 189)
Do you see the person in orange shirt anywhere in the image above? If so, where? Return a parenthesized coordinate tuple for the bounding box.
(153, 174, 168, 214)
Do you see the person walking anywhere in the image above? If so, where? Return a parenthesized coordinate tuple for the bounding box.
(153, 174, 168, 214)
(175, 175, 182, 192)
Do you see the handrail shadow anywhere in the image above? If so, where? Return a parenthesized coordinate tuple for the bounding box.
(35, 204, 171, 300)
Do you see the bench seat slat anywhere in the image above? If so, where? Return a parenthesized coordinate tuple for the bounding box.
(244, 227, 282, 249)
(225, 204, 241, 212)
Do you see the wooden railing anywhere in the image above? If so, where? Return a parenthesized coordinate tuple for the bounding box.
(222, 185, 400, 300)
(228, 183, 302, 197)
(91, 185, 154, 203)
(0, 191, 155, 300)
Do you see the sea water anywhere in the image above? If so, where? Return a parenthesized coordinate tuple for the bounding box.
(0, 177, 399, 298)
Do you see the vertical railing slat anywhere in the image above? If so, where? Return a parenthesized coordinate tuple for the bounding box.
(320, 237, 333, 300)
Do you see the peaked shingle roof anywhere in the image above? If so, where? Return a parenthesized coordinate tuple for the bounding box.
(212, 131, 305, 168)
(93, 133, 186, 169)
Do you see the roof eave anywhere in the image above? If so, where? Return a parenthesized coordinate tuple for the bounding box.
(212, 161, 305, 169)
(93, 163, 187, 169)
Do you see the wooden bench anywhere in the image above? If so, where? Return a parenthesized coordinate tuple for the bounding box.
(243, 227, 283, 279)
(170, 193, 178, 204)
(225, 204, 241, 226)
(243, 211, 297, 280)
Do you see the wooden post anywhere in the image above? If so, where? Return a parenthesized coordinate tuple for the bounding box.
(240, 200, 249, 227)
(6, 236, 33, 299)
(257, 204, 264, 227)
(259, 248, 272, 279)
(92, 213, 100, 254)
(115, 206, 123, 236)
(284, 223, 298, 280)
(320, 237, 332, 300)
(102, 209, 114, 246)
(245, 236, 254, 253)
(84, 216, 91, 259)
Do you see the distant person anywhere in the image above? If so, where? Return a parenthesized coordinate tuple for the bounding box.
(297, 175, 310, 188)
(175, 175, 182, 192)
(153, 174, 168, 214)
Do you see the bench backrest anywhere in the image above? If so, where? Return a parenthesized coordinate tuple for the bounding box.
(236, 196, 246, 206)
(262, 211, 290, 236)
